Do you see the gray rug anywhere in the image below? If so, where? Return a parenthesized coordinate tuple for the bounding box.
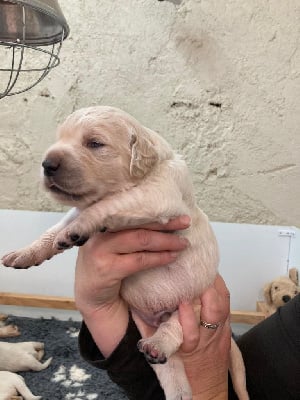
(2, 315, 127, 400)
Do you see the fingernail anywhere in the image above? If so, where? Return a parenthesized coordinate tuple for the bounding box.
(179, 237, 190, 246)
(180, 215, 191, 225)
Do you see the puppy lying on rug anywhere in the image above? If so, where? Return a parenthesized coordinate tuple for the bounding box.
(0, 371, 41, 400)
(0, 341, 52, 372)
(2, 106, 248, 399)
(0, 314, 20, 338)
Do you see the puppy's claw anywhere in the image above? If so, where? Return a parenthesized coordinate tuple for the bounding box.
(145, 353, 167, 364)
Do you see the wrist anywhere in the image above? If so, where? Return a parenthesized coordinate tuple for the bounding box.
(191, 375, 228, 400)
(75, 280, 121, 318)
(183, 352, 229, 400)
(81, 298, 129, 358)
(192, 382, 228, 400)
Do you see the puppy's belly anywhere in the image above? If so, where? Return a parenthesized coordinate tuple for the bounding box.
(130, 307, 177, 328)
(121, 253, 217, 314)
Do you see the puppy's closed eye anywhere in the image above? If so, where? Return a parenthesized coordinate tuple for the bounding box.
(86, 139, 105, 149)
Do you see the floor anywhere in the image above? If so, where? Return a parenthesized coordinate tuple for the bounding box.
(1, 305, 254, 337)
(1, 304, 82, 321)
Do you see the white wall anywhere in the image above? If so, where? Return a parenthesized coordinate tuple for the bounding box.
(0, 0, 300, 228)
(216, 222, 298, 310)
(0, 210, 298, 311)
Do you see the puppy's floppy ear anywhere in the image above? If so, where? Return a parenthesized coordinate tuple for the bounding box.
(289, 268, 299, 285)
(130, 129, 159, 179)
(263, 282, 273, 305)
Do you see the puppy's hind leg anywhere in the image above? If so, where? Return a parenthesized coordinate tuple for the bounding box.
(137, 311, 183, 364)
(14, 375, 41, 400)
(152, 354, 192, 400)
(30, 342, 45, 360)
(229, 339, 249, 400)
(136, 312, 192, 399)
(25, 355, 52, 372)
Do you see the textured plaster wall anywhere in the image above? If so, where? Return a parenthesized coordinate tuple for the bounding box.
(0, 0, 300, 226)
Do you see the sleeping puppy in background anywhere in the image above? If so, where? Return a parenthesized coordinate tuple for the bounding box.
(1, 106, 248, 400)
(0, 341, 52, 372)
(0, 371, 41, 400)
(0, 314, 20, 338)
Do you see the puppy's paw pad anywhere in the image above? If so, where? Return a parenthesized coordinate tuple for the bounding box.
(137, 339, 167, 364)
(69, 233, 89, 246)
(56, 241, 72, 250)
(54, 232, 88, 250)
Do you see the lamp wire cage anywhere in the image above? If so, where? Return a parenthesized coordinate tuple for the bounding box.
(0, 0, 69, 99)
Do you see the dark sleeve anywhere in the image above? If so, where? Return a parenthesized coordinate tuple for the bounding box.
(235, 294, 300, 400)
(78, 312, 165, 400)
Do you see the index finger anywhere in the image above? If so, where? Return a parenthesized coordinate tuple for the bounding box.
(178, 302, 200, 353)
(137, 215, 191, 231)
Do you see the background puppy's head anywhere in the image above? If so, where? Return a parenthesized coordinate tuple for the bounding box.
(263, 275, 299, 308)
(41, 106, 173, 208)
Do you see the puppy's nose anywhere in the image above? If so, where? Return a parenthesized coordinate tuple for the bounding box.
(282, 295, 291, 303)
(42, 158, 60, 177)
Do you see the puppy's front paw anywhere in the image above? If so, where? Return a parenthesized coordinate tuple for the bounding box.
(1, 241, 57, 269)
(1, 249, 37, 269)
(138, 338, 167, 364)
(54, 224, 90, 250)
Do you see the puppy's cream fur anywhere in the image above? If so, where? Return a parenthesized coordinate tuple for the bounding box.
(0, 371, 41, 400)
(0, 314, 20, 338)
(2, 106, 248, 400)
(264, 273, 299, 316)
(0, 341, 52, 372)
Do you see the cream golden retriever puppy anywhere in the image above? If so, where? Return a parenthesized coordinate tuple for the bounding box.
(263, 272, 299, 316)
(0, 341, 52, 372)
(1, 106, 248, 400)
(0, 371, 41, 400)
(0, 314, 20, 338)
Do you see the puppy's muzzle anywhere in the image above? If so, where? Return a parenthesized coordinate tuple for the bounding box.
(42, 158, 60, 177)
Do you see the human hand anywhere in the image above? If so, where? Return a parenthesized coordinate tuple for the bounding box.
(178, 274, 231, 399)
(75, 215, 190, 315)
(75, 215, 190, 356)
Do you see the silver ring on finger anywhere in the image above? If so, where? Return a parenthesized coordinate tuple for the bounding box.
(200, 320, 220, 330)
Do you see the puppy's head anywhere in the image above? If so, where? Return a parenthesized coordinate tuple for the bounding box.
(263, 276, 299, 308)
(42, 106, 173, 208)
